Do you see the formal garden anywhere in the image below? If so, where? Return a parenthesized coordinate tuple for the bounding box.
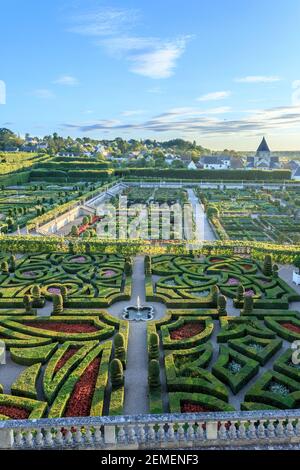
(1, 247, 300, 421)
(199, 187, 300, 243)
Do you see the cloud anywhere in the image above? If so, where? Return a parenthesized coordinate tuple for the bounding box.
(197, 91, 231, 101)
(68, 7, 139, 37)
(235, 75, 282, 83)
(68, 7, 189, 79)
(32, 89, 55, 99)
(128, 38, 187, 79)
(54, 75, 79, 86)
(62, 104, 300, 137)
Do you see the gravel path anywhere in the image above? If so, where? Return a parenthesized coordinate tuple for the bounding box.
(187, 188, 217, 242)
(108, 256, 166, 414)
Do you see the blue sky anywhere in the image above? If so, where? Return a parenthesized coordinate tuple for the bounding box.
(1, 0, 300, 150)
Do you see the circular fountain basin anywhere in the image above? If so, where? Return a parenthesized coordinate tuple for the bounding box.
(123, 305, 154, 321)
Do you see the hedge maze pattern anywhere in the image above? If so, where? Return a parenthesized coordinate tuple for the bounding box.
(0, 252, 131, 308)
(147, 255, 300, 414)
(0, 251, 130, 420)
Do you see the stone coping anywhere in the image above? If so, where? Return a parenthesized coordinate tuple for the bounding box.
(1, 409, 300, 431)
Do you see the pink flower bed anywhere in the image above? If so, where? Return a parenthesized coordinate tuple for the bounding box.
(103, 270, 116, 278)
(48, 287, 61, 295)
(23, 271, 37, 278)
(70, 256, 86, 264)
(245, 289, 255, 297)
(22, 321, 98, 334)
(227, 278, 239, 286)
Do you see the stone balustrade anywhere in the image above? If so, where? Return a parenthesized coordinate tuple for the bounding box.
(1, 410, 300, 450)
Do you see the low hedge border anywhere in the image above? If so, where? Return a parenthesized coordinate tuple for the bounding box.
(228, 335, 282, 366)
(168, 392, 235, 413)
(161, 317, 214, 350)
(43, 340, 98, 404)
(1, 316, 115, 342)
(11, 362, 42, 399)
(0, 394, 47, 420)
(165, 345, 228, 401)
(212, 345, 260, 394)
(48, 341, 112, 418)
(10, 342, 59, 365)
(245, 370, 300, 409)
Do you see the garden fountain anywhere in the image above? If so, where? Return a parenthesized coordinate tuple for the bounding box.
(123, 296, 154, 321)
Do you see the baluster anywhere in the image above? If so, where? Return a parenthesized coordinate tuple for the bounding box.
(276, 420, 285, 438)
(127, 425, 136, 443)
(267, 420, 276, 438)
(228, 422, 237, 440)
(167, 423, 175, 442)
(157, 424, 166, 442)
(295, 420, 300, 436)
(45, 428, 54, 447)
(117, 425, 126, 444)
(219, 422, 227, 440)
(94, 426, 102, 445)
(257, 421, 266, 439)
(85, 427, 93, 446)
(195, 422, 205, 440)
(177, 423, 185, 441)
(35, 428, 44, 447)
(248, 421, 257, 439)
(25, 429, 34, 448)
(74, 428, 82, 445)
(137, 424, 146, 443)
(55, 428, 64, 446)
(238, 421, 247, 439)
(147, 424, 156, 441)
(14, 429, 24, 447)
(65, 429, 74, 446)
(286, 419, 295, 437)
(186, 423, 195, 441)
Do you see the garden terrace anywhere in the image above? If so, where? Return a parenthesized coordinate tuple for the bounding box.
(0, 252, 131, 308)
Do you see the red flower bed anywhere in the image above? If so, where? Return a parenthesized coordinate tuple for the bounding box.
(181, 401, 211, 413)
(22, 321, 98, 334)
(170, 322, 204, 340)
(64, 357, 101, 417)
(0, 405, 30, 419)
(210, 258, 223, 263)
(242, 264, 253, 270)
(54, 347, 79, 373)
(282, 322, 300, 334)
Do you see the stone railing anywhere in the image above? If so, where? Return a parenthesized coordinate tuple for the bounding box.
(1, 410, 300, 450)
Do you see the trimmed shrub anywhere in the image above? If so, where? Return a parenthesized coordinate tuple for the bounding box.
(218, 295, 227, 315)
(263, 254, 273, 276)
(243, 295, 254, 314)
(23, 294, 32, 313)
(52, 294, 63, 314)
(110, 358, 124, 388)
(60, 286, 68, 303)
(212, 285, 219, 305)
(237, 284, 245, 302)
(149, 332, 160, 360)
(1, 261, 9, 275)
(114, 333, 126, 365)
(9, 255, 16, 273)
(148, 359, 160, 389)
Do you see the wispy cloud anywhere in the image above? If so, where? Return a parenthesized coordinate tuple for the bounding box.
(197, 91, 231, 101)
(54, 75, 79, 86)
(62, 105, 300, 137)
(235, 75, 282, 83)
(32, 89, 55, 99)
(68, 7, 139, 37)
(68, 7, 189, 79)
